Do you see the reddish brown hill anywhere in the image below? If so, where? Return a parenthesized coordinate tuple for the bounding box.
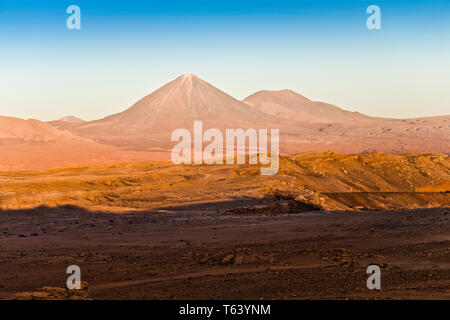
(57, 116, 85, 123)
(0, 116, 83, 142)
(0, 116, 161, 171)
(243, 89, 373, 124)
(243, 90, 450, 154)
(48, 116, 86, 131)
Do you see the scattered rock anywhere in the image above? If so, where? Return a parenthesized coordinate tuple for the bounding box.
(200, 248, 280, 266)
(224, 197, 319, 215)
(10, 281, 91, 300)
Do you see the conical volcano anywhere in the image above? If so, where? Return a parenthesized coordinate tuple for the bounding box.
(67, 74, 449, 154)
(75, 74, 282, 146)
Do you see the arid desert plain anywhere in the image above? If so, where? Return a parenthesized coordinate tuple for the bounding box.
(0, 75, 449, 299)
(0, 152, 449, 300)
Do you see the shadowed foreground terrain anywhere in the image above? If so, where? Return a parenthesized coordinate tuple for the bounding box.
(0, 206, 448, 299)
(0, 152, 448, 299)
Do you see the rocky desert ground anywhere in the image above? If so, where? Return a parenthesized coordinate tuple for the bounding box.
(0, 152, 448, 300)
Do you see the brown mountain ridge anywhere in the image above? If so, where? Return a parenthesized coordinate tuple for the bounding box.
(57, 74, 450, 154)
(0, 74, 449, 170)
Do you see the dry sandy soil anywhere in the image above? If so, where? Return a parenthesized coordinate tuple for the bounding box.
(0, 206, 448, 300)
(0, 152, 448, 300)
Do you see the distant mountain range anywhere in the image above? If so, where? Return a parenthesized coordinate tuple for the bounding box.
(0, 74, 449, 170)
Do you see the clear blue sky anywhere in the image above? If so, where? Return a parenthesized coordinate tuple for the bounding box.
(0, 0, 449, 121)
